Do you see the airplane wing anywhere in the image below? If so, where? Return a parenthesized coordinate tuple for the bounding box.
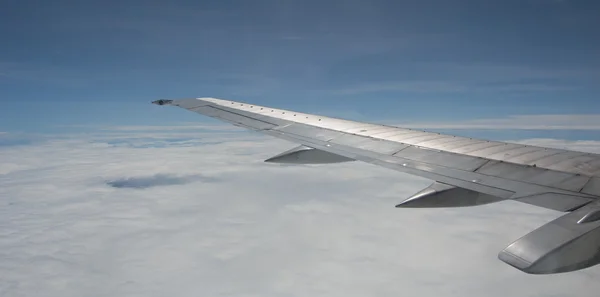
(152, 97, 600, 274)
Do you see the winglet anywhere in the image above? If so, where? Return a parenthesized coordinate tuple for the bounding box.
(152, 99, 173, 106)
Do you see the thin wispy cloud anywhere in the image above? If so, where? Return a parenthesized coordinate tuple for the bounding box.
(333, 81, 468, 95)
(331, 62, 593, 95)
(335, 81, 578, 95)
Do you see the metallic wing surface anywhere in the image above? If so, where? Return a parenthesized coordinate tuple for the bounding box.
(152, 98, 600, 274)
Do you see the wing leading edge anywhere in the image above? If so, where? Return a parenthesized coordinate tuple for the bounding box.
(152, 97, 600, 274)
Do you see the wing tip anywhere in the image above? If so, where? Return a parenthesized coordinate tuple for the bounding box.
(151, 99, 174, 106)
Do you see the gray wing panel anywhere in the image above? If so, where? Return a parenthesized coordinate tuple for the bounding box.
(446, 141, 506, 154)
(194, 106, 277, 130)
(475, 161, 591, 193)
(503, 149, 565, 164)
(178, 99, 286, 130)
(328, 134, 407, 155)
(392, 146, 489, 171)
(274, 124, 345, 142)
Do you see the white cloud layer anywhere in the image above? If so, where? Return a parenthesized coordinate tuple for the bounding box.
(1, 130, 600, 297)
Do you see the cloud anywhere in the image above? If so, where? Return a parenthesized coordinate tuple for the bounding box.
(395, 114, 600, 130)
(328, 62, 596, 95)
(333, 81, 468, 95)
(106, 173, 218, 189)
(334, 80, 578, 95)
(1, 129, 599, 297)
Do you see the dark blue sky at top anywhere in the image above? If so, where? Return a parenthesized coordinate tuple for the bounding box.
(0, 0, 599, 132)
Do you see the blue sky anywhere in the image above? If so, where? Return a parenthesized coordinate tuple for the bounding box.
(1, 0, 599, 135)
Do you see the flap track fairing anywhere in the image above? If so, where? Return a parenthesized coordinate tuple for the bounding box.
(396, 181, 504, 208)
(265, 145, 355, 164)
